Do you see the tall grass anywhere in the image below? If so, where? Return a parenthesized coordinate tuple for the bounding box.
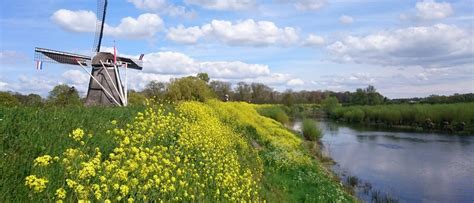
(0, 106, 144, 202)
(255, 104, 290, 124)
(302, 119, 322, 141)
(330, 102, 474, 133)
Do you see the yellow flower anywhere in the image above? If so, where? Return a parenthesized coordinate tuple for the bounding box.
(69, 128, 84, 141)
(25, 175, 48, 193)
(55, 188, 66, 199)
(34, 155, 53, 167)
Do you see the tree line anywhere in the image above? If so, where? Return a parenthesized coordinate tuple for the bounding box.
(1, 72, 473, 107)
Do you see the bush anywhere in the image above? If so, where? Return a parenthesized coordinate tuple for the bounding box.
(256, 105, 289, 124)
(302, 119, 322, 141)
(0, 92, 20, 107)
(166, 76, 215, 102)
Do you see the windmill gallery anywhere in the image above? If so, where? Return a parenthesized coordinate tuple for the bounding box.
(34, 0, 144, 107)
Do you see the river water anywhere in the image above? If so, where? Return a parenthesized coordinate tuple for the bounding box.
(292, 121, 474, 203)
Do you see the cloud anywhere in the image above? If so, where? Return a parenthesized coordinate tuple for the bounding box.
(167, 19, 299, 46)
(293, 0, 326, 11)
(327, 24, 474, 68)
(52, 10, 164, 39)
(287, 78, 304, 86)
(51, 9, 96, 32)
(416, 0, 453, 20)
(166, 25, 204, 44)
(127, 0, 196, 18)
(303, 34, 325, 46)
(277, 0, 326, 11)
(141, 51, 270, 79)
(339, 15, 354, 24)
(104, 13, 164, 39)
(184, 0, 256, 10)
(62, 70, 89, 85)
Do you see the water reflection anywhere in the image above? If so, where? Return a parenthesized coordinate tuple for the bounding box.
(295, 120, 474, 203)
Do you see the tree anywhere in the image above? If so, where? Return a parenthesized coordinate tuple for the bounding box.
(0, 92, 20, 107)
(24, 94, 43, 107)
(250, 83, 272, 103)
(281, 90, 295, 107)
(321, 96, 340, 113)
(209, 81, 232, 100)
(166, 76, 215, 102)
(235, 82, 252, 102)
(47, 84, 82, 107)
(143, 81, 167, 99)
(197, 72, 210, 83)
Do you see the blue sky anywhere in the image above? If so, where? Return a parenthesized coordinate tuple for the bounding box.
(1, 0, 473, 98)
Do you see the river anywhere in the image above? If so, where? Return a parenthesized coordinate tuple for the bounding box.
(292, 120, 474, 203)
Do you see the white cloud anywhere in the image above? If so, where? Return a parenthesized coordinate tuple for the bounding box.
(339, 15, 354, 24)
(416, 0, 453, 20)
(167, 19, 299, 46)
(166, 25, 204, 44)
(52, 10, 164, 39)
(293, 0, 326, 11)
(62, 70, 89, 85)
(303, 34, 325, 46)
(104, 13, 164, 39)
(287, 78, 304, 86)
(277, 0, 326, 11)
(184, 0, 256, 10)
(127, 0, 196, 18)
(0, 80, 9, 91)
(141, 51, 270, 79)
(51, 9, 96, 32)
(327, 24, 474, 68)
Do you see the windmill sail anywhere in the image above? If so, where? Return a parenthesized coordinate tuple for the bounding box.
(35, 47, 91, 65)
(93, 0, 107, 53)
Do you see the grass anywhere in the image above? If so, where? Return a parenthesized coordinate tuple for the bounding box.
(254, 104, 290, 124)
(330, 102, 474, 134)
(302, 119, 322, 141)
(0, 105, 144, 202)
(0, 101, 353, 202)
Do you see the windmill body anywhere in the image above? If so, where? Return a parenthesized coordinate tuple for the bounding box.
(34, 0, 142, 106)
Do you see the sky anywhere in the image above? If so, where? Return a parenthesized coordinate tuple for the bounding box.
(0, 0, 473, 98)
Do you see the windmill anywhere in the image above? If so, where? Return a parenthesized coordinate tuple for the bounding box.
(34, 0, 143, 106)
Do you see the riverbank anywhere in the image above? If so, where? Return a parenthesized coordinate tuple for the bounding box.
(330, 102, 474, 135)
(0, 101, 354, 202)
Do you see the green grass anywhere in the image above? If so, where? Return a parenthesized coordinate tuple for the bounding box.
(302, 119, 322, 141)
(255, 104, 290, 124)
(0, 106, 144, 202)
(330, 102, 474, 133)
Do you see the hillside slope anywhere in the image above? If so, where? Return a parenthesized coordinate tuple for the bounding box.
(1, 101, 353, 202)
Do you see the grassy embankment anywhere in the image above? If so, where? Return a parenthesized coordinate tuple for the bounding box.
(0, 101, 353, 202)
(330, 103, 474, 134)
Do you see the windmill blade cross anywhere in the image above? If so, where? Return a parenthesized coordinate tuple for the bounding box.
(35, 47, 91, 66)
(93, 0, 107, 53)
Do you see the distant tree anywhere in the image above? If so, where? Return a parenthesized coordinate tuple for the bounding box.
(24, 94, 43, 107)
(143, 81, 167, 99)
(235, 82, 252, 102)
(281, 90, 295, 107)
(0, 91, 20, 107)
(47, 84, 82, 107)
(128, 90, 147, 106)
(250, 83, 272, 103)
(209, 80, 232, 101)
(197, 72, 210, 83)
(321, 96, 340, 113)
(166, 76, 215, 102)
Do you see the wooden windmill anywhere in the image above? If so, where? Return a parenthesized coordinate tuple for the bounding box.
(34, 0, 143, 106)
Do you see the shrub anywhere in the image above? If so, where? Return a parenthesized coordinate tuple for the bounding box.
(256, 105, 289, 124)
(0, 91, 20, 107)
(302, 119, 322, 141)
